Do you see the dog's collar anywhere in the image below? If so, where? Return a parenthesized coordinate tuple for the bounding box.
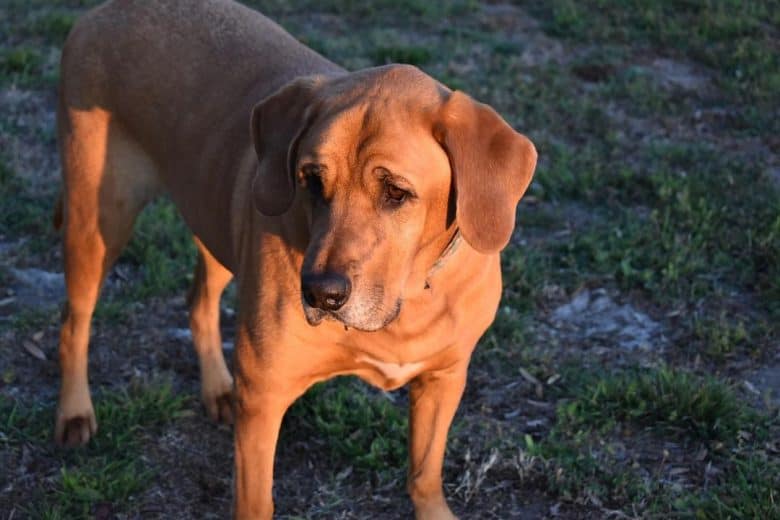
(425, 228, 462, 288)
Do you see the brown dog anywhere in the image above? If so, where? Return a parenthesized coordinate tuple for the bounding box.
(54, 0, 536, 517)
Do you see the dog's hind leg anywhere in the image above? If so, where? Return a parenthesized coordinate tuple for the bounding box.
(55, 107, 160, 446)
(188, 237, 234, 424)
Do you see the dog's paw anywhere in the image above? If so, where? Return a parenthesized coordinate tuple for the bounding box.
(202, 381, 234, 424)
(414, 501, 458, 520)
(204, 391, 235, 425)
(201, 364, 234, 424)
(54, 407, 97, 447)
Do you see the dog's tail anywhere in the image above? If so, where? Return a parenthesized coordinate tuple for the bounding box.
(53, 192, 63, 230)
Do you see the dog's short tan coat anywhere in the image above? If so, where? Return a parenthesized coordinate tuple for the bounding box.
(54, 0, 537, 517)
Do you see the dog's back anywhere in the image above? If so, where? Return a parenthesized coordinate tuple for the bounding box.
(61, 0, 341, 160)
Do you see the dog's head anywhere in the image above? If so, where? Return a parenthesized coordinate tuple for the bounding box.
(250, 65, 536, 331)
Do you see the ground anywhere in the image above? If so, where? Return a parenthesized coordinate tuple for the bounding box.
(1, 0, 778, 519)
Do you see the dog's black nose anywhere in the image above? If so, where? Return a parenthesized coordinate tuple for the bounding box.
(301, 272, 351, 311)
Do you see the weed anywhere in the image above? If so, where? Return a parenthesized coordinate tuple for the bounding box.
(29, 12, 77, 45)
(121, 198, 196, 298)
(2, 381, 187, 517)
(500, 247, 558, 312)
(520, 0, 779, 133)
(285, 377, 407, 475)
(690, 454, 780, 519)
(524, 433, 654, 507)
(92, 297, 131, 325)
(692, 313, 752, 362)
(372, 45, 431, 66)
(556, 366, 765, 443)
(9, 306, 56, 335)
(0, 159, 58, 254)
(0, 47, 43, 77)
(551, 143, 780, 314)
(524, 365, 775, 513)
(287, 0, 478, 20)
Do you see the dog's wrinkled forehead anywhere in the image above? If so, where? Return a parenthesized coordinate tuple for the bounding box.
(298, 66, 449, 172)
(323, 65, 447, 112)
(311, 66, 446, 136)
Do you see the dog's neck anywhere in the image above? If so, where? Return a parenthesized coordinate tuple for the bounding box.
(424, 227, 462, 289)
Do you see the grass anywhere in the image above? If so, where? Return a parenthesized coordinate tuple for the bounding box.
(554, 143, 780, 311)
(555, 366, 767, 443)
(1, 381, 187, 518)
(0, 47, 44, 82)
(249, 0, 478, 19)
(0, 384, 185, 519)
(0, 159, 57, 249)
(1, 157, 195, 299)
(285, 377, 407, 476)
(692, 312, 753, 362)
(372, 44, 431, 66)
(520, 0, 780, 132)
(691, 454, 780, 519)
(522, 366, 778, 514)
(121, 198, 196, 299)
(8, 306, 56, 335)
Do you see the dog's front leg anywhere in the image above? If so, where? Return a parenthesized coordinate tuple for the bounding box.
(233, 395, 285, 519)
(407, 360, 469, 520)
(231, 322, 300, 519)
(233, 363, 295, 520)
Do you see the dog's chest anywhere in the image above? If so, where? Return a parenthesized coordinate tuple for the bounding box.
(352, 356, 425, 389)
(340, 313, 468, 391)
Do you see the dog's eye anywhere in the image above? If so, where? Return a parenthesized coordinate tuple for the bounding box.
(300, 164, 323, 199)
(384, 181, 409, 206)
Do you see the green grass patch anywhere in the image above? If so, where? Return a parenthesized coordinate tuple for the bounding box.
(2, 381, 187, 517)
(556, 366, 765, 443)
(92, 297, 132, 326)
(372, 44, 431, 66)
(500, 246, 558, 312)
(523, 432, 656, 507)
(689, 454, 780, 519)
(602, 65, 688, 117)
(0, 158, 48, 232)
(520, 0, 779, 132)
(476, 305, 536, 378)
(547, 143, 779, 313)
(248, 0, 478, 20)
(121, 198, 196, 298)
(28, 11, 77, 45)
(522, 365, 775, 513)
(692, 312, 753, 362)
(0, 159, 58, 254)
(0, 47, 43, 78)
(285, 377, 407, 474)
(8, 306, 57, 335)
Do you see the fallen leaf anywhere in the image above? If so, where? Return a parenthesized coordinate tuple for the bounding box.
(519, 367, 540, 386)
(743, 380, 760, 396)
(23, 341, 46, 361)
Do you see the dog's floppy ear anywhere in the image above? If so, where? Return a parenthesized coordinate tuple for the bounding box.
(434, 91, 537, 253)
(250, 76, 323, 216)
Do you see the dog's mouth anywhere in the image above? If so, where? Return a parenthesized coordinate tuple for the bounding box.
(302, 299, 401, 332)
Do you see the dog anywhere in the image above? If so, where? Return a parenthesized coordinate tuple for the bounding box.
(53, 0, 537, 517)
